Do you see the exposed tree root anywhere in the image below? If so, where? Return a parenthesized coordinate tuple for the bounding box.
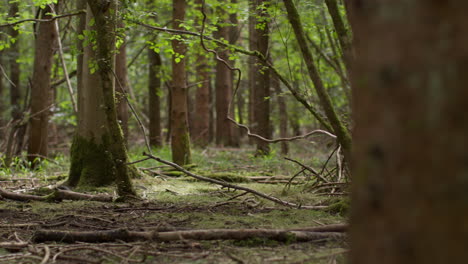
(33, 227, 345, 243)
(0, 188, 113, 202)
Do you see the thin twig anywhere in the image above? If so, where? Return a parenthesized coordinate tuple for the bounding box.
(112, 69, 152, 154)
(50, 5, 78, 114)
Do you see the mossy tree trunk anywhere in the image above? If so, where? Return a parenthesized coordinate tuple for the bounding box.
(350, 1, 468, 263)
(283, 0, 351, 159)
(171, 0, 191, 165)
(28, 5, 57, 166)
(67, 0, 135, 196)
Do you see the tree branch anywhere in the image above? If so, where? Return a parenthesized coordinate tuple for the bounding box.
(0, 11, 86, 28)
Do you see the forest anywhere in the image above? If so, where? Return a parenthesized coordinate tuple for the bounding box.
(0, 0, 466, 263)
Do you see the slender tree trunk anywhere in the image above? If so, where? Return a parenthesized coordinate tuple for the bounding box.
(324, 0, 352, 72)
(228, 0, 240, 146)
(283, 0, 351, 159)
(8, 2, 21, 122)
(191, 0, 211, 148)
(272, 75, 288, 155)
(252, 0, 271, 155)
(170, 0, 191, 165)
(27, 5, 58, 165)
(4, 2, 22, 167)
(115, 38, 129, 143)
(214, 10, 237, 147)
(148, 48, 162, 148)
(350, 1, 468, 263)
(0, 34, 4, 139)
(68, 1, 136, 196)
(247, 2, 256, 145)
(165, 83, 172, 144)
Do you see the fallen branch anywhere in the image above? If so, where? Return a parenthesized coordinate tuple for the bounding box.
(0, 242, 29, 250)
(0, 188, 113, 202)
(33, 228, 344, 243)
(143, 153, 326, 210)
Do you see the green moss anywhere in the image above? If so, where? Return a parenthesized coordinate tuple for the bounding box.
(183, 171, 251, 183)
(67, 134, 137, 196)
(68, 134, 117, 187)
(171, 131, 192, 166)
(325, 198, 350, 217)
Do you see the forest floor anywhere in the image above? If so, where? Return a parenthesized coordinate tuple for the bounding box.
(0, 142, 348, 263)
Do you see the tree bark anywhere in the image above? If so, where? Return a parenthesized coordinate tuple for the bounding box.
(148, 48, 162, 147)
(252, 0, 271, 155)
(283, 0, 351, 159)
(68, 1, 136, 196)
(7, 2, 21, 121)
(170, 0, 191, 165)
(115, 36, 129, 143)
(349, 1, 468, 263)
(33, 228, 344, 243)
(247, 1, 256, 145)
(28, 5, 58, 166)
(324, 0, 352, 72)
(272, 74, 289, 155)
(214, 9, 237, 147)
(191, 0, 211, 148)
(0, 34, 4, 139)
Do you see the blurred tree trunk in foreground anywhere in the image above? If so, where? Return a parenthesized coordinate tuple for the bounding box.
(350, 1, 468, 263)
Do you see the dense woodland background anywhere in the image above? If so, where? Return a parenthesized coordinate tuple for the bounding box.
(0, 0, 466, 263)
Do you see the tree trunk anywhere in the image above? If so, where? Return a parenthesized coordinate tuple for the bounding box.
(8, 2, 21, 122)
(67, 1, 136, 196)
(170, 0, 191, 165)
(247, 1, 256, 145)
(324, 0, 352, 72)
(272, 74, 288, 155)
(148, 48, 162, 148)
(252, 0, 271, 155)
(349, 1, 468, 263)
(4, 2, 22, 167)
(115, 37, 129, 143)
(191, 0, 211, 148)
(214, 9, 237, 147)
(27, 5, 58, 165)
(0, 34, 4, 139)
(283, 0, 351, 159)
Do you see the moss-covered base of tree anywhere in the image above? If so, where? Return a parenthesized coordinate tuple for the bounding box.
(172, 131, 192, 166)
(67, 134, 137, 194)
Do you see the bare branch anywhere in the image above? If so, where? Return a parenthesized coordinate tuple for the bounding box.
(0, 11, 85, 28)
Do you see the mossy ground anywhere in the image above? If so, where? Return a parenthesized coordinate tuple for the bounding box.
(0, 142, 347, 263)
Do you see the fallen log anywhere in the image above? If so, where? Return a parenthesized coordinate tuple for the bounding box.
(33, 228, 345, 243)
(0, 188, 113, 202)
